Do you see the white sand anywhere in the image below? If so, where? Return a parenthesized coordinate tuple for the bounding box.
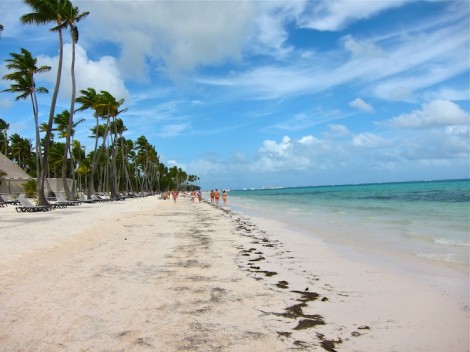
(0, 196, 468, 351)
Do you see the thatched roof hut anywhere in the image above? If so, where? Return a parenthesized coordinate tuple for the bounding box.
(0, 151, 32, 194)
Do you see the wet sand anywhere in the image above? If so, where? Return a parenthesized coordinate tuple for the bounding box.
(0, 196, 468, 351)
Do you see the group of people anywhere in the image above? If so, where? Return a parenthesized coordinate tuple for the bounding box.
(161, 189, 228, 206)
(161, 190, 203, 203)
(209, 189, 228, 207)
(189, 190, 203, 203)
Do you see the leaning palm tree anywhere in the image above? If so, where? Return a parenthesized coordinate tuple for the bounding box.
(2, 48, 50, 187)
(61, 2, 89, 200)
(21, 0, 70, 205)
(0, 24, 4, 38)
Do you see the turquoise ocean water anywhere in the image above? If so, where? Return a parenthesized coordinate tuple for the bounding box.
(227, 179, 470, 277)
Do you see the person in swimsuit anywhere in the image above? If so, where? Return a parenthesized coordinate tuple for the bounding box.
(222, 190, 227, 207)
(172, 190, 178, 203)
(214, 189, 220, 206)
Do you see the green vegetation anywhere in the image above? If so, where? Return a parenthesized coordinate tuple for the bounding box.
(1, 1, 198, 202)
(23, 179, 37, 198)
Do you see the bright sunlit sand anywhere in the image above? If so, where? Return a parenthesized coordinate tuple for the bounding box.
(0, 196, 468, 351)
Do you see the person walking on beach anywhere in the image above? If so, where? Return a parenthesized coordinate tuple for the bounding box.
(210, 190, 214, 204)
(222, 190, 228, 207)
(172, 190, 178, 203)
(214, 189, 220, 206)
(197, 190, 202, 203)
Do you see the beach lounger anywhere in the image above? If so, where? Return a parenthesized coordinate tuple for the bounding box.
(46, 197, 69, 209)
(92, 194, 114, 202)
(15, 194, 52, 213)
(78, 193, 96, 203)
(56, 196, 82, 206)
(0, 194, 20, 205)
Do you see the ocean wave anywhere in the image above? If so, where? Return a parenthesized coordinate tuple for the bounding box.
(416, 252, 461, 264)
(433, 238, 470, 247)
(402, 232, 469, 248)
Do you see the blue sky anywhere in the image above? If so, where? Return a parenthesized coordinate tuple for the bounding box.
(0, 0, 469, 190)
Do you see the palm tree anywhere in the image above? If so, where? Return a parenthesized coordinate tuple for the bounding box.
(98, 91, 127, 197)
(111, 118, 132, 193)
(21, 0, 70, 205)
(134, 136, 160, 193)
(54, 109, 84, 198)
(0, 118, 9, 155)
(2, 48, 50, 188)
(9, 133, 35, 174)
(77, 90, 126, 197)
(0, 24, 4, 39)
(76, 87, 102, 198)
(62, 2, 88, 200)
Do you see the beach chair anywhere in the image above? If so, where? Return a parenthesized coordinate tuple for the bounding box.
(78, 192, 96, 204)
(112, 194, 126, 201)
(0, 194, 20, 205)
(56, 195, 82, 206)
(93, 194, 113, 202)
(15, 194, 52, 213)
(46, 197, 68, 209)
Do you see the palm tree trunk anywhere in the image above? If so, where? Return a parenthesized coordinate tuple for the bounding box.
(87, 120, 109, 198)
(38, 29, 64, 206)
(30, 92, 42, 186)
(62, 37, 77, 200)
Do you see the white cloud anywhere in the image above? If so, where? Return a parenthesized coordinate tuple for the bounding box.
(383, 99, 469, 129)
(370, 20, 469, 101)
(158, 122, 191, 137)
(343, 35, 384, 58)
(423, 87, 470, 102)
(253, 134, 336, 173)
(298, 0, 407, 31)
(38, 44, 128, 102)
(349, 98, 374, 113)
(259, 136, 292, 157)
(165, 159, 187, 170)
(198, 16, 469, 104)
(299, 135, 318, 145)
(83, 1, 257, 77)
(327, 124, 350, 136)
(250, 1, 307, 58)
(190, 118, 469, 188)
(352, 132, 392, 148)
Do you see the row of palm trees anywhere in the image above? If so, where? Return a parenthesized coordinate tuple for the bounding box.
(1, 1, 198, 204)
(0, 116, 198, 196)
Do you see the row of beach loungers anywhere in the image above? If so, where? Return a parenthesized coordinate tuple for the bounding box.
(0, 193, 152, 213)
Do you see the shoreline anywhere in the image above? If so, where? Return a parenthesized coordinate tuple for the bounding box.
(227, 196, 469, 304)
(0, 196, 468, 351)
(222, 201, 469, 350)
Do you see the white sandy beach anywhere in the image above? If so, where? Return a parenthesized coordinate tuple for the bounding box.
(0, 196, 468, 351)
